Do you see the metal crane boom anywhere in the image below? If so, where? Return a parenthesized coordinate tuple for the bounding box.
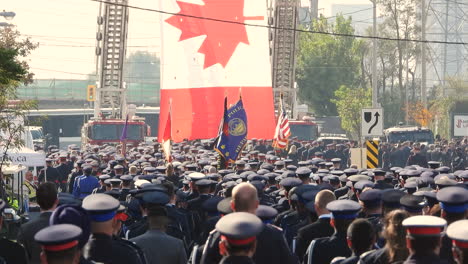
(271, 0, 299, 117)
(94, 0, 129, 119)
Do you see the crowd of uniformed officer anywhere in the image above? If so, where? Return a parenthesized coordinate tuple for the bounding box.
(0, 138, 467, 264)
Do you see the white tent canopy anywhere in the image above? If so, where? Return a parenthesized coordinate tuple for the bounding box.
(0, 147, 46, 167)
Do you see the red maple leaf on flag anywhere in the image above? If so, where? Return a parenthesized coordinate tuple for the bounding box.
(165, 0, 263, 69)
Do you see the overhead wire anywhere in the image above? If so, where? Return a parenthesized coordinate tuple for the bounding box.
(88, 0, 468, 45)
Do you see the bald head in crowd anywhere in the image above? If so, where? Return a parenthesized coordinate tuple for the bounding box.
(231, 183, 259, 214)
(315, 190, 336, 215)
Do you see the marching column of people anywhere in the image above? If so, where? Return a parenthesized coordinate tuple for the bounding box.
(0, 138, 467, 264)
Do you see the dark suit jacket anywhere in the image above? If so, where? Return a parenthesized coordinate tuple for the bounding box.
(17, 212, 52, 264)
(295, 217, 334, 262)
(131, 230, 187, 264)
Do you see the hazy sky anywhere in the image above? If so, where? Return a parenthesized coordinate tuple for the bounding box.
(2, 0, 371, 79)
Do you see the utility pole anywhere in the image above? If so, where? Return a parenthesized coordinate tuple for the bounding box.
(421, 0, 427, 108)
(372, 0, 378, 108)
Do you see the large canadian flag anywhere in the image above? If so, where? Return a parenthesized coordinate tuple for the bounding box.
(158, 0, 276, 142)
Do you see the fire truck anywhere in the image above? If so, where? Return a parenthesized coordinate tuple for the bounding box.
(81, 0, 148, 148)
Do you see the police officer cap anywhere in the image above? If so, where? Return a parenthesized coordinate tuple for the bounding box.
(280, 177, 302, 188)
(256, 169, 270, 175)
(239, 171, 255, 180)
(274, 160, 285, 166)
(326, 200, 361, 219)
(216, 212, 263, 244)
(109, 179, 122, 185)
(404, 181, 418, 190)
(98, 175, 111, 181)
(436, 166, 451, 173)
(327, 175, 340, 184)
(59, 153, 68, 158)
(344, 168, 359, 176)
(256, 205, 278, 221)
(247, 174, 267, 182)
(331, 158, 341, 163)
(435, 177, 458, 188)
(348, 175, 370, 183)
(436, 186, 468, 213)
(202, 196, 224, 214)
(143, 166, 156, 172)
(264, 173, 279, 181)
(403, 215, 446, 238)
(359, 189, 382, 207)
(114, 165, 124, 170)
(447, 220, 468, 249)
(260, 163, 274, 171)
(116, 156, 125, 162)
(330, 170, 344, 176)
(188, 172, 206, 181)
(317, 169, 330, 174)
(195, 179, 213, 187)
(49, 205, 90, 248)
(400, 194, 425, 213)
(235, 160, 246, 165)
(120, 175, 132, 182)
(104, 189, 120, 200)
(382, 189, 406, 208)
(354, 180, 375, 191)
(142, 191, 170, 205)
(286, 165, 297, 171)
(296, 167, 312, 176)
(45, 158, 53, 162)
(217, 197, 234, 215)
(82, 194, 120, 222)
(407, 170, 421, 178)
(373, 169, 386, 176)
(218, 169, 233, 176)
(35, 224, 82, 252)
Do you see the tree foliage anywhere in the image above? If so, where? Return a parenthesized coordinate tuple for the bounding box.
(331, 85, 372, 139)
(296, 15, 364, 116)
(124, 51, 160, 83)
(0, 27, 38, 170)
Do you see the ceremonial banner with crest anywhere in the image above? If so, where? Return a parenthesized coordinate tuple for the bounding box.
(158, 0, 275, 142)
(214, 97, 248, 162)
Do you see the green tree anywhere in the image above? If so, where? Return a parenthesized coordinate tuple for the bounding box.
(0, 27, 38, 172)
(124, 51, 160, 83)
(331, 85, 372, 139)
(296, 15, 364, 116)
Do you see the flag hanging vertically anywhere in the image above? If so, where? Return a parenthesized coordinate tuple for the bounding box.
(161, 101, 172, 162)
(273, 94, 291, 149)
(120, 115, 129, 155)
(158, 0, 275, 142)
(214, 97, 248, 163)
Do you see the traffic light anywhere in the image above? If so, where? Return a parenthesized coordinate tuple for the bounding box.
(87, 85, 96, 102)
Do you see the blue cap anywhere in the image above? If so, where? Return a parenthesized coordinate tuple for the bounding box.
(99, 174, 111, 181)
(255, 205, 278, 222)
(354, 180, 375, 191)
(49, 205, 91, 249)
(247, 174, 267, 182)
(216, 212, 264, 244)
(403, 215, 446, 238)
(447, 220, 468, 249)
(120, 175, 133, 181)
(382, 189, 405, 208)
(436, 186, 468, 213)
(400, 194, 425, 213)
(348, 175, 370, 183)
(34, 224, 82, 252)
(82, 194, 120, 222)
(296, 167, 312, 176)
(142, 191, 170, 205)
(195, 179, 213, 187)
(202, 196, 224, 214)
(280, 177, 302, 188)
(326, 200, 361, 219)
(359, 189, 382, 207)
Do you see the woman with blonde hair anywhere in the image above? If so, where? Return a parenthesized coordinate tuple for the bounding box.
(288, 144, 299, 165)
(359, 209, 410, 264)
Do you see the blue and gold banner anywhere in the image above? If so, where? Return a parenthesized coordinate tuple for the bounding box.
(214, 97, 248, 163)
